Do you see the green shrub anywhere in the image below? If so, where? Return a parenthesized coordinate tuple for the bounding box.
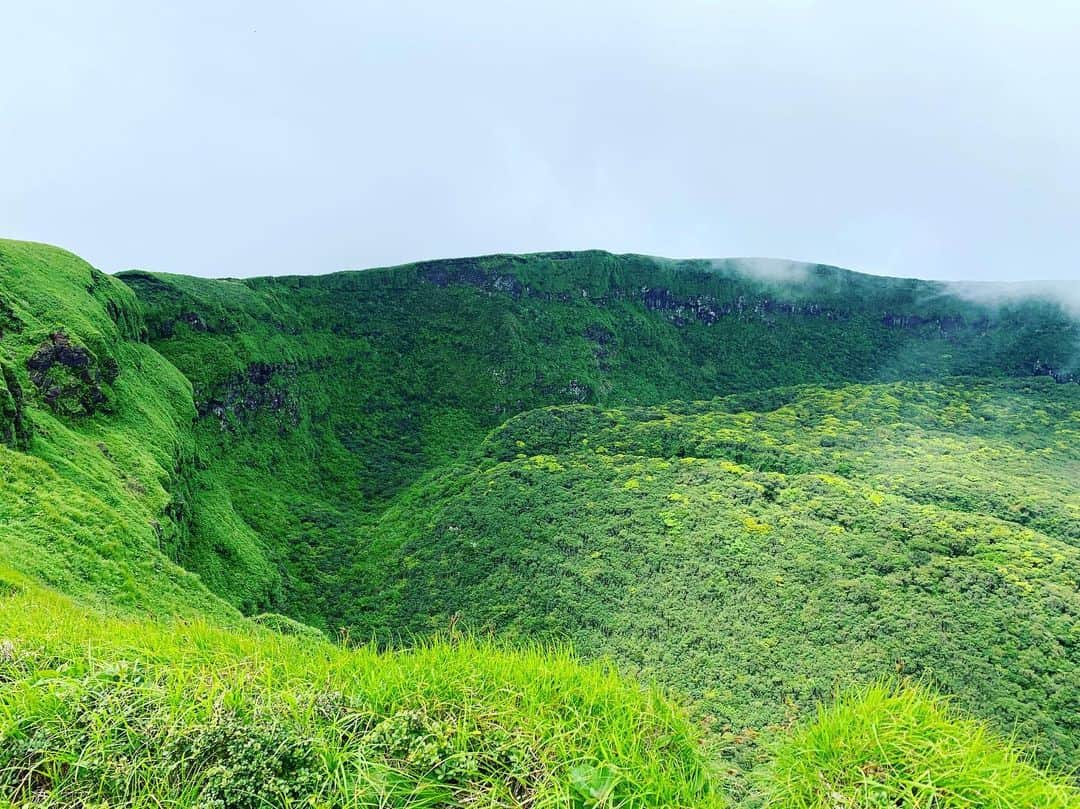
(164, 712, 320, 809)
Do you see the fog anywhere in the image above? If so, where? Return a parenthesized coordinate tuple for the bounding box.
(946, 280, 1080, 319)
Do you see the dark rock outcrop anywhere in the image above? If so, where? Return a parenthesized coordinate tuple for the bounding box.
(196, 361, 301, 429)
(26, 331, 117, 417)
(881, 312, 969, 334)
(419, 257, 487, 288)
(1032, 359, 1077, 384)
(418, 264, 849, 327)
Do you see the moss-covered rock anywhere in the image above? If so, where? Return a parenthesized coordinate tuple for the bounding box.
(25, 330, 118, 417)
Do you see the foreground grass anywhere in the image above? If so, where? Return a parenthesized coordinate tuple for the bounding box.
(0, 581, 721, 808)
(766, 682, 1079, 808)
(1, 582, 1076, 808)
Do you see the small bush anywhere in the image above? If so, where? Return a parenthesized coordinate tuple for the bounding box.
(164, 712, 320, 809)
(250, 612, 326, 642)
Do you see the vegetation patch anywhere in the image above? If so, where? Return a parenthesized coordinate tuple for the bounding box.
(765, 682, 1079, 808)
(0, 586, 722, 808)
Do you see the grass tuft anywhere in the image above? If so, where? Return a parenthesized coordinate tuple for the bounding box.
(765, 681, 1078, 808)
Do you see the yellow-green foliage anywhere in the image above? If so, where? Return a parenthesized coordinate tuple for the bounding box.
(358, 379, 1080, 784)
(0, 581, 721, 808)
(766, 682, 1079, 808)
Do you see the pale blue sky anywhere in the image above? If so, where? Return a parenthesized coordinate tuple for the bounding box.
(2, 1, 1078, 280)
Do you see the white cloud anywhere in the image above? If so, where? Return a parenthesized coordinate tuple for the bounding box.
(710, 258, 814, 285)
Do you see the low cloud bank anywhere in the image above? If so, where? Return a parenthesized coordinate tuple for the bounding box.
(946, 279, 1080, 319)
(710, 257, 815, 285)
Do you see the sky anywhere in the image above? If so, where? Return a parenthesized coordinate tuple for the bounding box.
(2, 1, 1079, 281)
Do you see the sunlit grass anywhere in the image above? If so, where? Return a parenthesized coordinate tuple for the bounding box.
(765, 681, 1078, 808)
(0, 583, 722, 807)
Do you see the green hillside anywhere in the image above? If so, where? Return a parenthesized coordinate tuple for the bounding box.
(0, 238, 1077, 807)
(118, 251, 1078, 625)
(356, 379, 1080, 790)
(0, 240, 247, 619)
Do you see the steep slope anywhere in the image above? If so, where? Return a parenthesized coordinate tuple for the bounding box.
(119, 252, 1079, 625)
(0, 240, 255, 618)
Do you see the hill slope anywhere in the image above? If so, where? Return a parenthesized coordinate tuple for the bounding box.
(0, 239, 1077, 806)
(118, 251, 1078, 624)
(355, 378, 1080, 778)
(0, 240, 251, 618)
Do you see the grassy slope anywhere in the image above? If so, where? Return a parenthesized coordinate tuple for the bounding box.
(0, 582, 721, 808)
(0, 240, 244, 619)
(766, 682, 1078, 808)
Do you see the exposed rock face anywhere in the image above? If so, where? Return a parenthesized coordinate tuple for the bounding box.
(584, 323, 615, 369)
(0, 362, 31, 448)
(26, 331, 118, 416)
(635, 287, 846, 326)
(419, 257, 487, 288)
(1032, 359, 1077, 384)
(117, 271, 228, 340)
(171, 311, 209, 332)
(196, 361, 301, 429)
(881, 312, 977, 334)
(418, 263, 850, 326)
